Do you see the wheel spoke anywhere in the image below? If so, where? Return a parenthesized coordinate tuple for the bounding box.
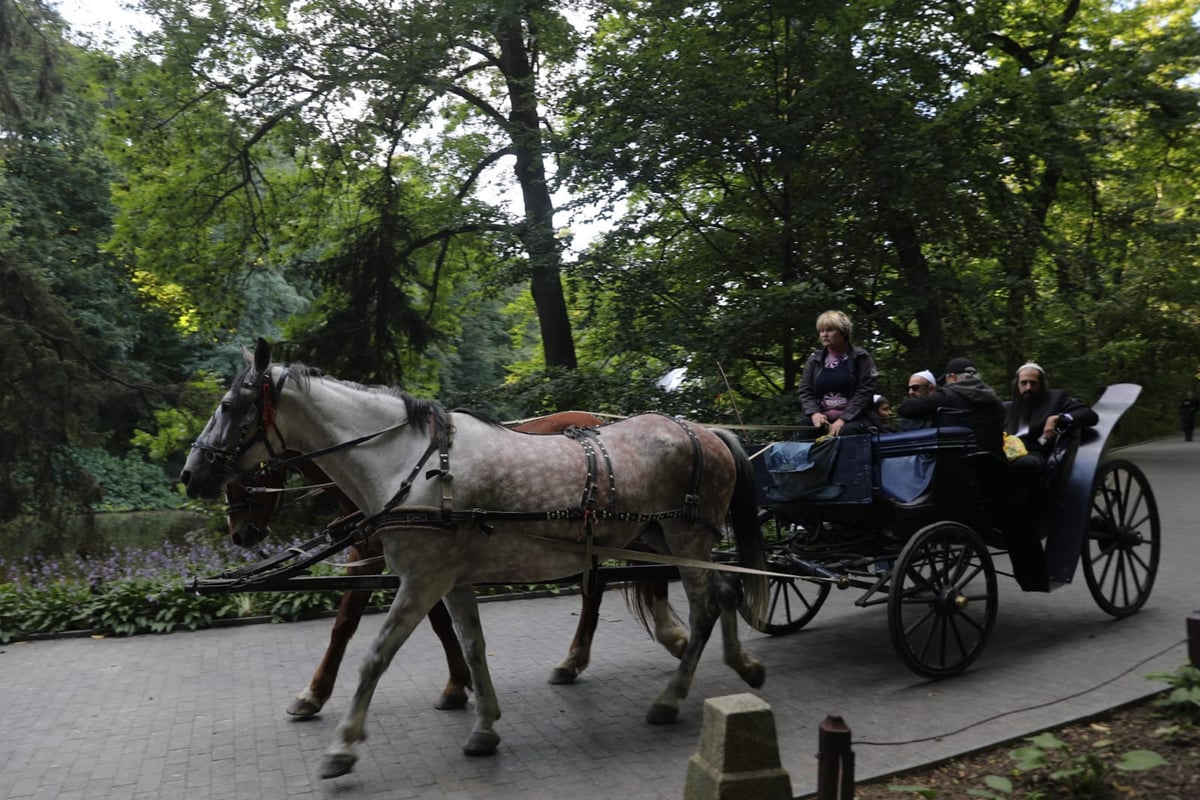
(946, 615, 971, 664)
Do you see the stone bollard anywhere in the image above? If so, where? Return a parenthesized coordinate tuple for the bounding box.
(684, 693, 793, 800)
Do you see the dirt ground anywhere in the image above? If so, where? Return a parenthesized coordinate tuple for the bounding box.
(851, 691, 1200, 799)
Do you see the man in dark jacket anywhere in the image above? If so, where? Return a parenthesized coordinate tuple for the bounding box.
(897, 356, 1005, 456)
(1001, 362, 1100, 591)
(1004, 362, 1099, 458)
(903, 358, 1045, 590)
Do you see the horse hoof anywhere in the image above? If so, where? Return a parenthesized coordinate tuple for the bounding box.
(547, 668, 579, 685)
(463, 730, 500, 756)
(741, 662, 767, 689)
(319, 752, 357, 779)
(434, 690, 469, 710)
(646, 703, 679, 725)
(286, 697, 322, 718)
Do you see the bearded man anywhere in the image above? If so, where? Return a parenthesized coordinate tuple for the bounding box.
(1004, 362, 1098, 458)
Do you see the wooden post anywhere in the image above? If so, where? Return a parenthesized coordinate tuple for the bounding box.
(816, 714, 854, 800)
(1189, 611, 1200, 669)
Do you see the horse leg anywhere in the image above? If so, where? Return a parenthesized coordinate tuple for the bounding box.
(715, 574, 765, 688)
(426, 599, 472, 708)
(320, 578, 448, 779)
(626, 528, 688, 658)
(548, 579, 604, 685)
(647, 578, 688, 658)
(288, 545, 380, 717)
(442, 585, 502, 756)
(645, 567, 721, 726)
(288, 585, 373, 718)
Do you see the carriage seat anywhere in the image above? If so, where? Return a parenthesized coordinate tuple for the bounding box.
(875, 426, 973, 507)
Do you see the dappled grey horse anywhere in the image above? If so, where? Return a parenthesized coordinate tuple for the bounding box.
(181, 339, 768, 779)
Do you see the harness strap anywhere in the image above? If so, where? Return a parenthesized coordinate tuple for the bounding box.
(562, 426, 602, 591)
(378, 439, 442, 512)
(426, 412, 454, 522)
(362, 505, 691, 535)
(664, 415, 704, 523)
(257, 421, 408, 477)
(378, 410, 454, 517)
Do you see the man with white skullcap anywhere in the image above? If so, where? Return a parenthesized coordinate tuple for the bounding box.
(1003, 362, 1100, 591)
(897, 369, 937, 431)
(906, 369, 937, 398)
(1004, 362, 1098, 457)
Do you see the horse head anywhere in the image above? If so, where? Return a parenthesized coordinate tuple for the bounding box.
(180, 337, 283, 499)
(224, 466, 285, 548)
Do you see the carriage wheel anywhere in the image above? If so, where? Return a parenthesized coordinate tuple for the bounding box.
(1082, 459, 1160, 618)
(736, 509, 830, 635)
(887, 521, 997, 679)
(741, 572, 831, 635)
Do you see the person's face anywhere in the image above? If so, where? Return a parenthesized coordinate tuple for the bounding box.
(818, 326, 846, 350)
(907, 379, 933, 398)
(1017, 368, 1042, 400)
(878, 401, 892, 418)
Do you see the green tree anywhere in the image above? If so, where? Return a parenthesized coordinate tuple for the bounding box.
(563, 0, 1200, 422)
(108, 0, 584, 385)
(0, 0, 192, 524)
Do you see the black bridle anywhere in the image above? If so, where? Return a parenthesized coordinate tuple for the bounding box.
(199, 365, 413, 498)
(191, 367, 292, 478)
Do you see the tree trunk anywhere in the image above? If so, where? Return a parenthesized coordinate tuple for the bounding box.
(889, 220, 946, 369)
(494, 12, 577, 370)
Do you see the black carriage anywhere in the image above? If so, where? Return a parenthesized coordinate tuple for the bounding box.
(739, 382, 1159, 678)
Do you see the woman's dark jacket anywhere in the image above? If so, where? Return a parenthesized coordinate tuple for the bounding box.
(796, 345, 878, 425)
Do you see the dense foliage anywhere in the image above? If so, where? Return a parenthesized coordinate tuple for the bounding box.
(1, 0, 1198, 571)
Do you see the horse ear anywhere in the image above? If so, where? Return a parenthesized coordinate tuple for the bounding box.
(254, 337, 272, 373)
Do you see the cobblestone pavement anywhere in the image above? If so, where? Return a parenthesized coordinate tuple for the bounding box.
(1, 438, 1194, 799)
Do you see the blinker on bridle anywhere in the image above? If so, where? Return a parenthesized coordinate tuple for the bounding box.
(192, 367, 291, 476)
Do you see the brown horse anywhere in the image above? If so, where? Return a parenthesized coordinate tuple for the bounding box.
(223, 410, 683, 718)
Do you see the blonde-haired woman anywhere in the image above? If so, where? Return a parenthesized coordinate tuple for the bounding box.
(796, 310, 879, 436)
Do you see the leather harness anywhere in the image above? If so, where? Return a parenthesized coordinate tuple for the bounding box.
(216, 369, 713, 582)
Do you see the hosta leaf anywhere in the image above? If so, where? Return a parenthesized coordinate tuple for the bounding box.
(983, 774, 1013, 792)
(1114, 750, 1167, 771)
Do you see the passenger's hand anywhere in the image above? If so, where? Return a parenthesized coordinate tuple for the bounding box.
(829, 418, 845, 437)
(811, 413, 828, 429)
(1043, 415, 1060, 440)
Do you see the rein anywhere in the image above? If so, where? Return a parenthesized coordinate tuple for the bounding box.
(252, 421, 410, 480)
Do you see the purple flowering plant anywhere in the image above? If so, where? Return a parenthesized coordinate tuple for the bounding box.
(0, 530, 354, 643)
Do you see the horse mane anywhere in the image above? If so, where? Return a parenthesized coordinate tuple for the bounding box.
(270, 362, 448, 435)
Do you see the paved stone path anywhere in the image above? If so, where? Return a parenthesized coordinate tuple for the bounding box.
(1, 437, 1194, 799)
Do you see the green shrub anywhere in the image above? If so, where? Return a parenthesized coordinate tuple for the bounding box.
(1147, 664, 1200, 725)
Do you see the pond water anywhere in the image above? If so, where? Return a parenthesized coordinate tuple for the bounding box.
(0, 509, 214, 566)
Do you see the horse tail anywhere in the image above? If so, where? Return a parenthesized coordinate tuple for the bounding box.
(710, 427, 769, 626)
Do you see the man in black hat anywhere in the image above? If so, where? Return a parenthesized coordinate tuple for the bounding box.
(897, 356, 1005, 456)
